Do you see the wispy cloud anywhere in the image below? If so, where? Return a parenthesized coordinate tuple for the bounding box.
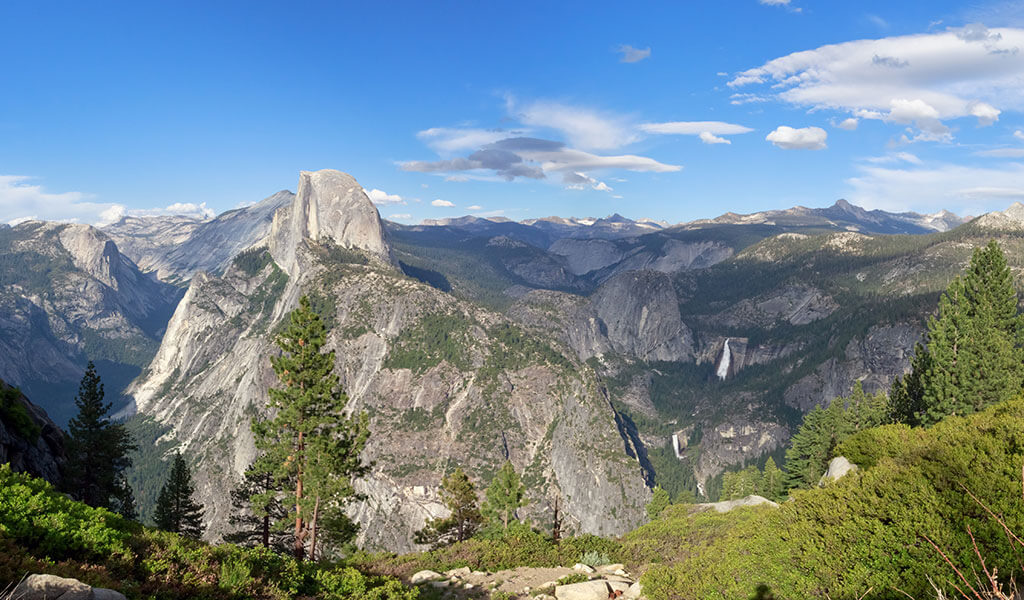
(846, 161, 1024, 213)
(0, 175, 120, 225)
(616, 44, 651, 63)
(431, 199, 455, 207)
(510, 98, 639, 151)
(640, 121, 753, 136)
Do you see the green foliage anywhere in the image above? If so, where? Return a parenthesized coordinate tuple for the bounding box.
(0, 466, 417, 599)
(0, 383, 40, 442)
(232, 246, 272, 276)
(383, 312, 474, 373)
(646, 486, 671, 520)
(556, 573, 589, 585)
(0, 463, 133, 561)
(64, 361, 138, 512)
(253, 295, 370, 560)
(482, 461, 528, 530)
(578, 550, 611, 567)
(415, 467, 484, 548)
(784, 381, 889, 489)
(621, 396, 1024, 599)
(896, 240, 1024, 426)
(123, 415, 176, 525)
(154, 451, 205, 539)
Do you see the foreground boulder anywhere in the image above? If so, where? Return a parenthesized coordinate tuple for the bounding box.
(555, 579, 631, 600)
(12, 574, 126, 600)
(819, 456, 858, 485)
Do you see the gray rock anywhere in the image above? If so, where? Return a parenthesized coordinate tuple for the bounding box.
(820, 456, 858, 485)
(623, 581, 644, 600)
(555, 579, 631, 600)
(269, 169, 394, 275)
(410, 570, 442, 584)
(0, 380, 66, 483)
(572, 563, 595, 574)
(12, 574, 125, 600)
(695, 494, 779, 513)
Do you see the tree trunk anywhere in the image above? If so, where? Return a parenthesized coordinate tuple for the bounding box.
(293, 431, 305, 561)
(308, 494, 321, 562)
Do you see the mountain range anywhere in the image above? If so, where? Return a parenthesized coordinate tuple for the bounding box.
(10, 169, 1024, 551)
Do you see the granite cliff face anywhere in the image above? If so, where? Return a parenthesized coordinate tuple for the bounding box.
(129, 170, 649, 550)
(269, 170, 393, 275)
(104, 191, 293, 284)
(0, 222, 181, 424)
(0, 379, 66, 484)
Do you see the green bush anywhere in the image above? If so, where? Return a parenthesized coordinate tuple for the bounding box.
(556, 573, 589, 585)
(0, 465, 417, 599)
(0, 386, 40, 442)
(621, 396, 1024, 599)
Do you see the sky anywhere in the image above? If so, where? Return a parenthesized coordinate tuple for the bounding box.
(3, 0, 1024, 226)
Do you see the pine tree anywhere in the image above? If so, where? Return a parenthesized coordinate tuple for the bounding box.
(154, 451, 204, 538)
(252, 296, 369, 561)
(414, 467, 483, 548)
(758, 457, 785, 502)
(899, 241, 1024, 426)
(112, 474, 138, 520)
(646, 485, 670, 520)
(224, 460, 289, 552)
(63, 361, 136, 510)
(482, 461, 527, 530)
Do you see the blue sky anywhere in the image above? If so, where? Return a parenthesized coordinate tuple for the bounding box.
(3, 0, 1024, 225)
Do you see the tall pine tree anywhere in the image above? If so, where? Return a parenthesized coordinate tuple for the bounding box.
(482, 461, 527, 530)
(894, 241, 1024, 426)
(154, 451, 205, 538)
(252, 296, 369, 561)
(63, 361, 137, 513)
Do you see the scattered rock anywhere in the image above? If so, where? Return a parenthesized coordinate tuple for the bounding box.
(556, 579, 631, 600)
(445, 566, 471, 579)
(410, 569, 442, 584)
(572, 563, 596, 574)
(12, 574, 126, 600)
(694, 494, 779, 513)
(623, 581, 644, 600)
(596, 563, 625, 574)
(820, 456, 858, 485)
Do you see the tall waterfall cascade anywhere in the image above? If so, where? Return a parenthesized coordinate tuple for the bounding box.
(672, 433, 683, 458)
(717, 338, 732, 380)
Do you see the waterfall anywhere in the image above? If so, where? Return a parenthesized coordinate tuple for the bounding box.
(716, 338, 731, 380)
(672, 433, 683, 458)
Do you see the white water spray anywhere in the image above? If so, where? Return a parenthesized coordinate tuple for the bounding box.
(717, 338, 731, 380)
(672, 433, 682, 458)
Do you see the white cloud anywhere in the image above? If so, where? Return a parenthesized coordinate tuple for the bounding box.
(511, 99, 639, 150)
(699, 132, 731, 144)
(759, 0, 789, 4)
(416, 127, 513, 153)
(1015, 130, 1024, 141)
(363, 188, 405, 205)
(766, 126, 827, 150)
(846, 161, 1024, 213)
(729, 27, 1024, 139)
(639, 121, 753, 136)
(616, 44, 651, 63)
(0, 175, 118, 225)
(563, 172, 614, 192)
(467, 204, 483, 210)
(388, 213, 412, 220)
(865, 152, 922, 164)
(976, 148, 1024, 157)
(431, 199, 455, 207)
(836, 118, 859, 130)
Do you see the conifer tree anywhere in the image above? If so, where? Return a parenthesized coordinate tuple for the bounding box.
(758, 457, 785, 502)
(252, 296, 369, 561)
(894, 241, 1024, 426)
(646, 485, 670, 520)
(482, 461, 527, 530)
(112, 474, 138, 520)
(154, 451, 204, 538)
(224, 460, 289, 551)
(414, 467, 483, 548)
(63, 361, 136, 510)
